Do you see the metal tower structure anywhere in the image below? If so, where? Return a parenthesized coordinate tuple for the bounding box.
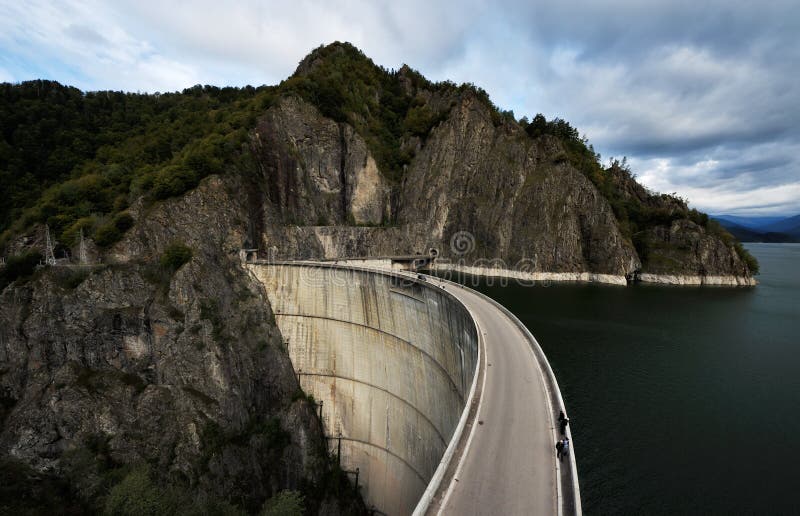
(44, 225, 57, 265)
(78, 228, 88, 265)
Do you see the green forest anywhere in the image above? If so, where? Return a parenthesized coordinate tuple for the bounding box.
(0, 41, 756, 273)
(0, 80, 275, 251)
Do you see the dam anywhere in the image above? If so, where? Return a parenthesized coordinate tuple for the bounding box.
(247, 262, 580, 515)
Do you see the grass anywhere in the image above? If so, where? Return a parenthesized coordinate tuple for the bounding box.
(52, 267, 92, 290)
(160, 242, 193, 271)
(0, 250, 42, 290)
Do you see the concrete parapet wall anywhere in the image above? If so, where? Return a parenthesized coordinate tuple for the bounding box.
(248, 263, 479, 515)
(323, 258, 408, 271)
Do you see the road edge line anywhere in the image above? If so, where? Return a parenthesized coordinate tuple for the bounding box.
(432, 307, 488, 515)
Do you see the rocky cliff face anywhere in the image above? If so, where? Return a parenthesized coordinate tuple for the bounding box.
(0, 176, 365, 514)
(397, 93, 639, 274)
(250, 93, 643, 276)
(602, 163, 756, 279)
(243, 46, 754, 280)
(638, 219, 752, 276)
(252, 97, 390, 227)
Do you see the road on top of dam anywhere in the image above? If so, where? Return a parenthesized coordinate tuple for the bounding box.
(424, 277, 560, 516)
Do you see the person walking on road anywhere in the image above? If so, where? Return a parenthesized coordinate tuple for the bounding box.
(555, 439, 564, 460)
(558, 410, 570, 436)
(561, 437, 570, 461)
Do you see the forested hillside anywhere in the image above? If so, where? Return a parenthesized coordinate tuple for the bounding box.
(0, 81, 276, 250)
(1, 42, 757, 275)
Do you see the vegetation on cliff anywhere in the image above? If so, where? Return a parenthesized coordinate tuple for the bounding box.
(0, 80, 275, 250)
(517, 117, 758, 273)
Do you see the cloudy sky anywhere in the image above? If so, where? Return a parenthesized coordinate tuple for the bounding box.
(1, 0, 798, 216)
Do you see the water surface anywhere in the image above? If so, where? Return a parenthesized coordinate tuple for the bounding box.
(465, 244, 800, 514)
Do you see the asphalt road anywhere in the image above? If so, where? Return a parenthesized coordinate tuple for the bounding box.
(434, 281, 558, 516)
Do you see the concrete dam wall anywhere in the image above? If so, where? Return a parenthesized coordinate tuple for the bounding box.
(247, 263, 479, 515)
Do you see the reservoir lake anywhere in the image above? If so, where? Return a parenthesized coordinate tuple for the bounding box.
(466, 243, 800, 514)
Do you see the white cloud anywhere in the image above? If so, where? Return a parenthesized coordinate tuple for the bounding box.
(680, 182, 800, 216)
(0, 0, 202, 91)
(85, 0, 489, 88)
(632, 150, 800, 215)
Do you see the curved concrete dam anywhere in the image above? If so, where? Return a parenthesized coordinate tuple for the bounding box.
(247, 262, 581, 515)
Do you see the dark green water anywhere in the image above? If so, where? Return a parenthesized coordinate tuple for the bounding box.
(464, 244, 800, 514)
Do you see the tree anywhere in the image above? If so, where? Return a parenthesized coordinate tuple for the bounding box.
(261, 490, 304, 516)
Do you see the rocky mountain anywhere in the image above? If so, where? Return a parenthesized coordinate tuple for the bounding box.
(0, 41, 758, 514)
(253, 92, 638, 274)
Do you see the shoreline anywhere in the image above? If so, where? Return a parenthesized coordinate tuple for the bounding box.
(637, 273, 757, 286)
(429, 264, 756, 287)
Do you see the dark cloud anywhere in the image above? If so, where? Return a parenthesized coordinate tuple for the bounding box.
(64, 24, 108, 46)
(509, 1, 799, 60)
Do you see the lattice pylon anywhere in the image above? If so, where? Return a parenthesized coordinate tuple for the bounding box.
(44, 225, 56, 265)
(79, 228, 88, 265)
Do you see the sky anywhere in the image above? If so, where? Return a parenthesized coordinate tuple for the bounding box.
(1, 0, 798, 216)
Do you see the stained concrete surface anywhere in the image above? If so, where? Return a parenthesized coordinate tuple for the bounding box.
(249, 263, 478, 515)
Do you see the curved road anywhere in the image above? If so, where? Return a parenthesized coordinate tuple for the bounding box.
(425, 278, 567, 515)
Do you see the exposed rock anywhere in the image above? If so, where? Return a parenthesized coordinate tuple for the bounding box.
(246, 89, 751, 281)
(399, 94, 640, 274)
(636, 219, 752, 277)
(251, 94, 640, 275)
(251, 97, 390, 228)
(0, 176, 365, 514)
(637, 273, 756, 286)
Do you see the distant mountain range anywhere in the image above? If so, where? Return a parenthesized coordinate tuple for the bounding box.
(712, 214, 800, 242)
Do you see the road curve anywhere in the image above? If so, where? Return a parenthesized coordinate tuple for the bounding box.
(424, 277, 574, 516)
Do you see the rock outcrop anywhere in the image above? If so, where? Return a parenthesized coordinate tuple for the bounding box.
(635, 219, 755, 281)
(252, 97, 390, 227)
(397, 93, 639, 274)
(250, 94, 640, 278)
(0, 176, 365, 514)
